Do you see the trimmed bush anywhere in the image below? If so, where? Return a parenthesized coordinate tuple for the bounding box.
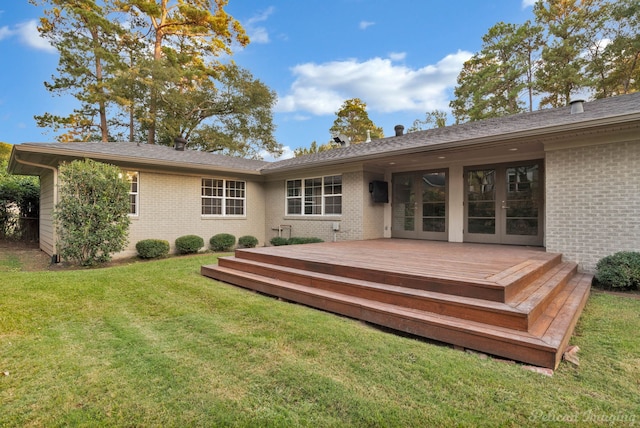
(288, 237, 324, 245)
(270, 236, 289, 246)
(136, 239, 170, 259)
(210, 233, 236, 251)
(595, 251, 640, 290)
(238, 235, 259, 248)
(270, 236, 324, 246)
(175, 235, 204, 254)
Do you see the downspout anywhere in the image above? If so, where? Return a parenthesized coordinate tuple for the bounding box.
(13, 156, 59, 263)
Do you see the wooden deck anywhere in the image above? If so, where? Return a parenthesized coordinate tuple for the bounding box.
(201, 239, 591, 369)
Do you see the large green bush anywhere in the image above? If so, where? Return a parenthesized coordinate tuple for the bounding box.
(595, 251, 640, 290)
(136, 239, 170, 259)
(55, 159, 130, 266)
(175, 235, 204, 254)
(210, 233, 236, 251)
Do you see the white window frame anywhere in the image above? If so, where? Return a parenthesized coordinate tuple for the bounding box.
(125, 171, 139, 217)
(202, 178, 246, 217)
(286, 175, 342, 216)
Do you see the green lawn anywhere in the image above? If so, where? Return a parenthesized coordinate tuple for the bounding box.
(1, 254, 639, 427)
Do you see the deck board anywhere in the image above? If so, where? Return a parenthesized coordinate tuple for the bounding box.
(201, 239, 591, 369)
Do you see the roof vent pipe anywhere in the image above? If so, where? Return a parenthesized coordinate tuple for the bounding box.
(365, 129, 371, 143)
(174, 137, 187, 151)
(570, 99, 585, 114)
(394, 125, 404, 136)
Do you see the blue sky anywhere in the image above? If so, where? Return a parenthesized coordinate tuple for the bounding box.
(0, 0, 537, 159)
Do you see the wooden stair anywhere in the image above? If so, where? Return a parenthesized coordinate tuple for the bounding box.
(201, 240, 591, 369)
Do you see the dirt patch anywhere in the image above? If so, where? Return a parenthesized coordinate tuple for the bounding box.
(0, 240, 53, 272)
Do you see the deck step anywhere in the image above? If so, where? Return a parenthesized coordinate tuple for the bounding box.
(202, 263, 591, 369)
(218, 256, 530, 330)
(200, 240, 591, 369)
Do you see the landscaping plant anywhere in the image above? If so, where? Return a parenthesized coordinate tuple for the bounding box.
(595, 251, 640, 290)
(238, 235, 259, 248)
(136, 239, 170, 259)
(54, 159, 130, 266)
(210, 233, 236, 251)
(175, 235, 204, 254)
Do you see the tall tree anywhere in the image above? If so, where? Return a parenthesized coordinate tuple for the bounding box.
(117, 0, 249, 145)
(587, 0, 640, 98)
(329, 98, 383, 144)
(450, 21, 543, 123)
(408, 110, 448, 132)
(534, 0, 606, 108)
(160, 63, 281, 159)
(32, 0, 124, 142)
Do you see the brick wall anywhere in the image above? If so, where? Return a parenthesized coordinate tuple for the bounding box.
(264, 171, 371, 243)
(545, 140, 640, 273)
(121, 171, 265, 258)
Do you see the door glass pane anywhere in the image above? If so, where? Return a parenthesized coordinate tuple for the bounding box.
(393, 174, 415, 231)
(467, 169, 496, 234)
(421, 172, 446, 232)
(505, 165, 539, 236)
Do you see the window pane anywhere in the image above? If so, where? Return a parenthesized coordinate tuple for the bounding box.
(325, 196, 342, 215)
(287, 198, 302, 215)
(202, 198, 222, 215)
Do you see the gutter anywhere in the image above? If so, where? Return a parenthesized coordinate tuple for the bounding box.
(12, 154, 59, 263)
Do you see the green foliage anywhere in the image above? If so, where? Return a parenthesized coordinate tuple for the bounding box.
(238, 235, 259, 248)
(330, 98, 384, 144)
(269, 236, 289, 246)
(175, 235, 205, 254)
(294, 140, 339, 157)
(0, 143, 40, 240)
(595, 251, 640, 290)
(209, 233, 236, 252)
(55, 159, 130, 266)
(270, 237, 324, 246)
(135, 239, 170, 259)
(407, 110, 449, 132)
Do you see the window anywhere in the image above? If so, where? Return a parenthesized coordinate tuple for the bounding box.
(286, 175, 342, 215)
(202, 178, 245, 216)
(125, 171, 139, 216)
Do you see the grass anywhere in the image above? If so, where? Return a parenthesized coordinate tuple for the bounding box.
(1, 254, 639, 427)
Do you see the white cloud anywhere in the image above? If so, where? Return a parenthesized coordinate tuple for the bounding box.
(359, 20, 375, 30)
(389, 52, 406, 61)
(260, 145, 295, 161)
(0, 25, 12, 40)
(1, 20, 56, 52)
(245, 7, 274, 44)
(276, 50, 472, 116)
(521, 0, 536, 8)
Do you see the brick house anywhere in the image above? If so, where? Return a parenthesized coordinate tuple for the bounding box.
(8, 92, 640, 273)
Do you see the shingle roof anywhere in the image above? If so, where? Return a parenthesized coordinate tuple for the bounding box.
(262, 92, 640, 172)
(10, 92, 640, 177)
(13, 141, 269, 173)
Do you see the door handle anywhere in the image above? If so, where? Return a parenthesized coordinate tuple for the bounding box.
(501, 201, 509, 209)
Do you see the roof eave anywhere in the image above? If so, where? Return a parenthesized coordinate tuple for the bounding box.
(10, 144, 264, 177)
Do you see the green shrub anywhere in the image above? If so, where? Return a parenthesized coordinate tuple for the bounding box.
(136, 239, 170, 259)
(270, 236, 324, 246)
(54, 159, 130, 266)
(288, 237, 324, 245)
(175, 235, 204, 254)
(210, 233, 236, 251)
(270, 236, 289, 246)
(595, 251, 640, 290)
(238, 235, 259, 248)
